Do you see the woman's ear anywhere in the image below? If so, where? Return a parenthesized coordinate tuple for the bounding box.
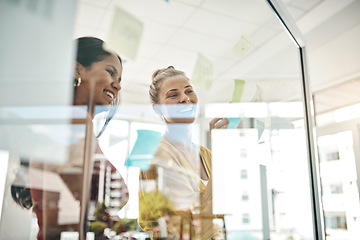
(74, 61, 84, 79)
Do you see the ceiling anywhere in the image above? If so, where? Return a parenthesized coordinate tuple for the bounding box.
(73, 0, 360, 112)
(314, 77, 360, 115)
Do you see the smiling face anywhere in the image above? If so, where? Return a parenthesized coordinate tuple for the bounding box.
(74, 54, 122, 106)
(157, 75, 198, 124)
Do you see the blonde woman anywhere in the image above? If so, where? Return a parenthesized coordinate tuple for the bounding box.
(139, 66, 224, 240)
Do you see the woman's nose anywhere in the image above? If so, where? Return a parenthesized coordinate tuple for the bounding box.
(180, 94, 190, 103)
(111, 80, 121, 92)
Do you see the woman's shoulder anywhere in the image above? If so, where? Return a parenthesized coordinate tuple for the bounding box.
(200, 145, 211, 157)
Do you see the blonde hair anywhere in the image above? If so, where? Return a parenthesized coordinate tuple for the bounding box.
(149, 66, 188, 104)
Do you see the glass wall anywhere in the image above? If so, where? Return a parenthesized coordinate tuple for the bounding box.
(0, 0, 320, 239)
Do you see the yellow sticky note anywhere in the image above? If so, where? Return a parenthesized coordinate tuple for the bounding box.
(232, 79, 245, 103)
(232, 34, 252, 59)
(191, 53, 213, 91)
(106, 6, 144, 60)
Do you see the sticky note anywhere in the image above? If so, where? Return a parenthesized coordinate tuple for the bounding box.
(191, 53, 214, 91)
(106, 6, 144, 60)
(271, 117, 294, 130)
(232, 79, 245, 103)
(256, 120, 265, 140)
(232, 34, 252, 59)
(124, 129, 162, 171)
(227, 118, 242, 129)
(251, 84, 264, 102)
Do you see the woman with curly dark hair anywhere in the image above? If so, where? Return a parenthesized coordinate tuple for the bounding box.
(9, 37, 127, 240)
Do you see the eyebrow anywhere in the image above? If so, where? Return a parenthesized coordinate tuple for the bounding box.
(165, 85, 192, 95)
(107, 65, 118, 74)
(166, 89, 177, 95)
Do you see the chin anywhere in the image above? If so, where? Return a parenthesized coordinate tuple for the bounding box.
(96, 99, 111, 106)
(168, 118, 196, 124)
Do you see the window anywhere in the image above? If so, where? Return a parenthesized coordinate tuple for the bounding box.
(242, 213, 250, 224)
(330, 183, 343, 194)
(240, 169, 248, 179)
(325, 215, 347, 229)
(326, 151, 340, 161)
(240, 149, 247, 158)
(242, 192, 249, 201)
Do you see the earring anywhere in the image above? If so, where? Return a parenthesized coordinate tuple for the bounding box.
(74, 77, 81, 87)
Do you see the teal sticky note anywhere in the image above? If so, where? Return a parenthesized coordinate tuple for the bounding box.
(256, 120, 265, 140)
(124, 129, 162, 171)
(270, 117, 294, 130)
(227, 118, 242, 129)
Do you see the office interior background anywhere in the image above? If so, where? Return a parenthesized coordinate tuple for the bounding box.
(1, 0, 360, 239)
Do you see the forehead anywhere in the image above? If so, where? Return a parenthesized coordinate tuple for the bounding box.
(159, 75, 190, 91)
(98, 54, 122, 72)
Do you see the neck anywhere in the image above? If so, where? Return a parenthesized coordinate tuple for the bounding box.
(73, 101, 107, 119)
(165, 123, 192, 144)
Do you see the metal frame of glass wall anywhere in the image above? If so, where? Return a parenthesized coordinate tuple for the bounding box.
(266, 1, 325, 239)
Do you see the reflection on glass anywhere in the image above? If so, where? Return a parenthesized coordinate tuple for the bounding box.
(318, 131, 360, 239)
(1, 0, 319, 239)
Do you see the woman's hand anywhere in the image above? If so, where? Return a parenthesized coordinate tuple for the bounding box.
(209, 118, 229, 137)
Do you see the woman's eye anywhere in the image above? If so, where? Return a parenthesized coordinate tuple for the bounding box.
(186, 90, 193, 94)
(106, 70, 114, 76)
(168, 94, 177, 98)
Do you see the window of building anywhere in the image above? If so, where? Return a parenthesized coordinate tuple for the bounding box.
(242, 213, 250, 224)
(325, 215, 347, 229)
(240, 169, 248, 179)
(330, 183, 343, 194)
(242, 192, 249, 201)
(240, 149, 247, 158)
